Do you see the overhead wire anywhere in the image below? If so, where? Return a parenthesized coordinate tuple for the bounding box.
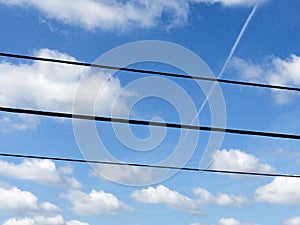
(1, 52, 300, 178)
(1, 106, 300, 140)
(1, 52, 300, 92)
(0, 152, 299, 178)
(0, 6, 297, 180)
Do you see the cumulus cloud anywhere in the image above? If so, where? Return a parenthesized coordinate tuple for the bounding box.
(131, 185, 247, 214)
(132, 185, 203, 214)
(0, 48, 125, 112)
(0, 0, 264, 30)
(190, 217, 259, 225)
(0, 185, 59, 215)
(2, 216, 89, 225)
(66, 221, 89, 225)
(284, 217, 300, 225)
(211, 149, 275, 174)
(217, 218, 243, 225)
(64, 189, 132, 216)
(216, 218, 253, 225)
(0, 48, 128, 131)
(230, 55, 300, 104)
(255, 177, 300, 205)
(216, 217, 258, 225)
(2, 216, 65, 225)
(0, 159, 81, 188)
(194, 187, 248, 206)
(0, 49, 81, 109)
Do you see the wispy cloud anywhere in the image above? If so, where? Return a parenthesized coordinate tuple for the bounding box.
(0, 0, 265, 30)
(193, 0, 266, 7)
(92, 164, 154, 184)
(230, 55, 300, 104)
(0, 0, 189, 30)
(0, 114, 39, 132)
(284, 217, 300, 225)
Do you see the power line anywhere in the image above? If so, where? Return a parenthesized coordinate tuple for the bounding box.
(0, 152, 299, 178)
(1, 106, 300, 140)
(1, 52, 300, 92)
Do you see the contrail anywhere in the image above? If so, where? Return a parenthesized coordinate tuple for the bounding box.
(196, 4, 258, 117)
(218, 4, 258, 78)
(193, 4, 259, 169)
(179, 5, 259, 169)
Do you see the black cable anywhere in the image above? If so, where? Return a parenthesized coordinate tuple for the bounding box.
(1, 52, 300, 92)
(0, 152, 299, 178)
(1, 106, 300, 140)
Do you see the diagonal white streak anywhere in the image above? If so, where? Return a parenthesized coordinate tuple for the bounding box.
(218, 4, 258, 78)
(179, 5, 258, 168)
(162, 5, 258, 173)
(196, 4, 258, 119)
(193, 4, 258, 169)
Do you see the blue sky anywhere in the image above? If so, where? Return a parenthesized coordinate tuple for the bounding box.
(0, 0, 300, 225)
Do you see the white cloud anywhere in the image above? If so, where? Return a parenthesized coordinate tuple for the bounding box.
(193, 0, 266, 7)
(284, 217, 300, 225)
(39, 202, 60, 214)
(217, 218, 242, 225)
(3, 216, 64, 225)
(190, 217, 258, 225)
(2, 216, 89, 225)
(255, 177, 300, 206)
(0, 114, 39, 132)
(230, 55, 300, 104)
(66, 221, 89, 225)
(216, 217, 257, 225)
(0, 159, 81, 188)
(64, 189, 132, 216)
(0, 0, 189, 30)
(93, 164, 153, 184)
(0, 186, 39, 213)
(0, 0, 264, 30)
(0, 48, 124, 112)
(218, 218, 244, 225)
(132, 185, 203, 214)
(0, 48, 128, 131)
(131, 185, 247, 214)
(0, 185, 59, 215)
(0, 49, 81, 109)
(193, 187, 248, 206)
(211, 149, 275, 174)
(229, 57, 265, 81)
